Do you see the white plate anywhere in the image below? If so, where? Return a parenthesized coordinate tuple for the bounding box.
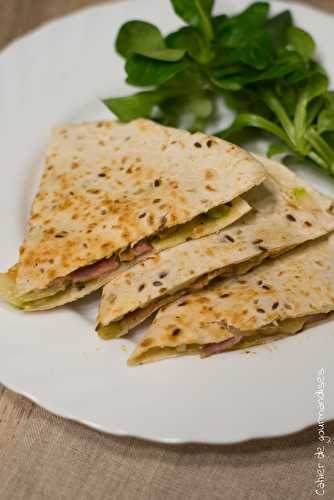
(0, 0, 334, 444)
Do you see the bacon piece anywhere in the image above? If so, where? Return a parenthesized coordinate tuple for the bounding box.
(200, 334, 242, 358)
(304, 313, 329, 325)
(120, 240, 153, 262)
(201, 313, 330, 358)
(70, 257, 120, 283)
(131, 240, 153, 256)
(191, 278, 208, 290)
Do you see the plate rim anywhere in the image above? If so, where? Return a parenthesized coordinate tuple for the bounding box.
(0, 0, 333, 445)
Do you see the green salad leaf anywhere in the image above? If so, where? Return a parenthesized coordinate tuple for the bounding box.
(125, 55, 190, 86)
(171, 0, 214, 41)
(267, 10, 292, 49)
(104, 0, 334, 177)
(317, 109, 334, 134)
(288, 26, 315, 62)
(103, 90, 166, 122)
(116, 21, 165, 58)
(136, 48, 186, 62)
(215, 2, 269, 48)
(166, 26, 208, 62)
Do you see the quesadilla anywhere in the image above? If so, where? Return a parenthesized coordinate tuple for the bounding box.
(97, 156, 334, 339)
(128, 234, 334, 365)
(0, 119, 264, 310)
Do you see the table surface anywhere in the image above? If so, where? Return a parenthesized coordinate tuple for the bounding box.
(1, 1, 333, 499)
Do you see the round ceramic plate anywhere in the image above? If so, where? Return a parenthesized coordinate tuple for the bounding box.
(0, 0, 334, 444)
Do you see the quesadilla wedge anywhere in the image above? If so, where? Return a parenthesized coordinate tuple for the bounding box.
(0, 119, 264, 310)
(128, 234, 334, 365)
(97, 156, 334, 339)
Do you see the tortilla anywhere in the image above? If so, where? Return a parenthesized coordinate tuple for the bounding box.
(128, 234, 334, 365)
(97, 156, 334, 339)
(0, 119, 264, 310)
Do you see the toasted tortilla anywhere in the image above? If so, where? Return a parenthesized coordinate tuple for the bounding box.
(1, 119, 264, 310)
(129, 234, 334, 365)
(97, 156, 334, 339)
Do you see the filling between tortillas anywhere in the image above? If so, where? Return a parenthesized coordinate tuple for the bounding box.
(128, 314, 330, 366)
(97, 252, 266, 340)
(6, 197, 248, 310)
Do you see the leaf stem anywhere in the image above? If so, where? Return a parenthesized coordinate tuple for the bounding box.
(195, 0, 214, 42)
(294, 95, 308, 150)
(260, 89, 296, 145)
(307, 150, 329, 171)
(216, 113, 292, 145)
(306, 128, 334, 173)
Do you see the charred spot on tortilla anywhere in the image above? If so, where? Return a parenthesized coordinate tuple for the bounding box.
(140, 338, 152, 348)
(159, 215, 167, 228)
(128, 235, 334, 365)
(177, 301, 188, 307)
(97, 156, 334, 346)
(7, 117, 261, 310)
(224, 235, 235, 243)
(147, 214, 155, 225)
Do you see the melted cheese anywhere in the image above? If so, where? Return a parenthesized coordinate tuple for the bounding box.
(151, 197, 249, 252)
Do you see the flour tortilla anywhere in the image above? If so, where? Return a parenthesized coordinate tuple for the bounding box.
(0, 119, 264, 310)
(129, 234, 334, 365)
(97, 156, 334, 339)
